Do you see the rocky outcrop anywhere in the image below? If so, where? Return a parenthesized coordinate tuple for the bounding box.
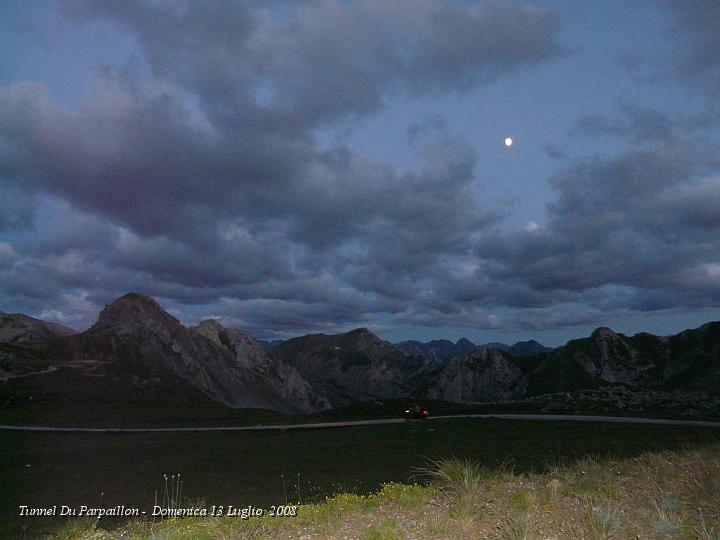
(562, 327, 667, 386)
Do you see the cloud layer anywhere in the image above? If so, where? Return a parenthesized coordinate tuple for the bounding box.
(1, 1, 719, 342)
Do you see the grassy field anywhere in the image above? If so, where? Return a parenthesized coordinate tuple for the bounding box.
(2, 417, 719, 538)
(49, 442, 720, 539)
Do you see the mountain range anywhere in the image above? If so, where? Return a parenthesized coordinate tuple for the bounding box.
(395, 338, 550, 361)
(1, 293, 718, 413)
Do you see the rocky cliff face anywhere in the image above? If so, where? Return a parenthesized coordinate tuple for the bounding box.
(270, 328, 440, 406)
(191, 319, 330, 412)
(426, 348, 527, 402)
(562, 327, 667, 386)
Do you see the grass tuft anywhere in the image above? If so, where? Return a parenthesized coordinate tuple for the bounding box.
(695, 511, 720, 540)
(508, 490, 538, 511)
(584, 505, 622, 540)
(419, 457, 490, 520)
(495, 511, 536, 540)
(562, 455, 621, 502)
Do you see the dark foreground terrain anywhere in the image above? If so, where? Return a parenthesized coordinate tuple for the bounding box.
(3, 416, 719, 538)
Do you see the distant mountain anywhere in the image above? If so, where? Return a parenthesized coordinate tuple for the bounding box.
(270, 328, 440, 406)
(508, 340, 551, 357)
(397, 337, 550, 360)
(257, 339, 285, 350)
(0, 293, 328, 413)
(477, 341, 511, 353)
(396, 338, 476, 362)
(412, 323, 719, 403)
(0, 312, 75, 346)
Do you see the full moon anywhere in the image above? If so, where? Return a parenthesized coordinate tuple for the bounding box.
(504, 137, 513, 147)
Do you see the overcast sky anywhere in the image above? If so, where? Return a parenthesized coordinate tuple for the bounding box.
(1, 0, 719, 346)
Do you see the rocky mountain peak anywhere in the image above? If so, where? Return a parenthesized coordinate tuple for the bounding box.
(343, 327, 397, 355)
(93, 292, 181, 332)
(347, 327, 372, 337)
(456, 338, 476, 348)
(192, 319, 225, 346)
(592, 327, 618, 340)
(344, 327, 382, 343)
(196, 319, 224, 331)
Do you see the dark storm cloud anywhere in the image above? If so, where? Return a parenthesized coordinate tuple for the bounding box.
(0, 185, 36, 231)
(6, 1, 719, 339)
(62, 0, 561, 125)
(573, 103, 674, 143)
(658, 0, 720, 95)
(1, 0, 564, 332)
(1, 0, 559, 244)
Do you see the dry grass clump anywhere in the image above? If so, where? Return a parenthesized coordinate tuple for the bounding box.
(417, 457, 490, 521)
(494, 511, 536, 540)
(583, 505, 622, 539)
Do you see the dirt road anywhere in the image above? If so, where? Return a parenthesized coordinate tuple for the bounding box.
(1, 413, 719, 433)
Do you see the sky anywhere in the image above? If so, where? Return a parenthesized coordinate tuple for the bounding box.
(1, 0, 719, 346)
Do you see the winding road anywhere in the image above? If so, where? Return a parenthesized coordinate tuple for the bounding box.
(1, 413, 719, 433)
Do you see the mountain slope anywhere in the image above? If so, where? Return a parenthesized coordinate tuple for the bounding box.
(192, 320, 330, 412)
(524, 324, 720, 396)
(270, 328, 440, 406)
